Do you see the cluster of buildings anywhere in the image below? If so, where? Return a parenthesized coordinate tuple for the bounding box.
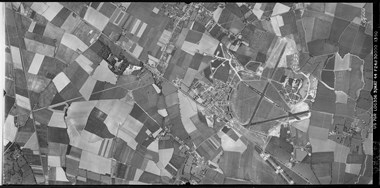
(160, 3, 188, 19)
(3, 143, 36, 184)
(180, 151, 207, 183)
(279, 76, 304, 104)
(186, 78, 234, 123)
(270, 66, 309, 105)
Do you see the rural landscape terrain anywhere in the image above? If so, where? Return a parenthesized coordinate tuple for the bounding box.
(2, 2, 375, 185)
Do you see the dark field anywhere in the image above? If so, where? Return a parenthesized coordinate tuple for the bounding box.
(84, 107, 114, 139)
(213, 62, 230, 83)
(312, 162, 331, 178)
(329, 17, 350, 43)
(311, 17, 331, 41)
(139, 171, 161, 183)
(334, 3, 361, 22)
(356, 89, 372, 111)
(48, 127, 70, 145)
(338, 23, 359, 58)
(192, 21, 206, 33)
(185, 30, 203, 44)
(321, 70, 335, 88)
(310, 152, 334, 164)
(311, 81, 336, 114)
(307, 39, 338, 57)
(189, 53, 203, 70)
(324, 55, 335, 70)
(132, 85, 159, 112)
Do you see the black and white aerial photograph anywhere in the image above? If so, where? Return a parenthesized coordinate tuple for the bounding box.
(1, 2, 378, 185)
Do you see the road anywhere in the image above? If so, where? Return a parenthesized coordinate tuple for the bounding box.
(244, 43, 287, 127)
(249, 110, 310, 126)
(6, 9, 47, 181)
(245, 83, 270, 127)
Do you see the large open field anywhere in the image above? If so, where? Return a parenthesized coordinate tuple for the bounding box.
(231, 82, 261, 124)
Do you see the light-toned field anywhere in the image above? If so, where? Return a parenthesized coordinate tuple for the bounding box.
(218, 131, 247, 153)
(79, 76, 97, 100)
(277, 37, 298, 68)
(334, 52, 351, 71)
(272, 3, 291, 16)
(54, 167, 70, 182)
(292, 118, 310, 133)
(265, 38, 286, 68)
(75, 54, 95, 75)
(48, 111, 66, 128)
(334, 143, 350, 163)
(65, 101, 97, 131)
(158, 148, 174, 167)
(335, 91, 348, 103)
(61, 32, 88, 52)
(212, 6, 223, 23)
(92, 60, 118, 84)
(83, 7, 109, 31)
(363, 132, 373, 155)
(145, 160, 161, 176)
(4, 115, 18, 144)
(309, 138, 336, 153)
(79, 150, 112, 175)
(65, 101, 136, 152)
(105, 99, 133, 120)
(345, 163, 362, 175)
(178, 91, 198, 134)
